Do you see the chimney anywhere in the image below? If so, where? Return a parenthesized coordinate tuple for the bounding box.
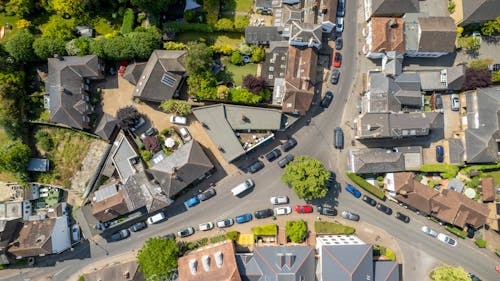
(189, 259, 197, 275)
(214, 251, 223, 268)
(286, 253, 296, 268)
(389, 19, 398, 28)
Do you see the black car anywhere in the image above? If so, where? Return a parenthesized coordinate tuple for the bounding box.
(254, 208, 274, 219)
(247, 160, 264, 173)
(434, 93, 443, 110)
(337, 0, 345, 17)
(318, 206, 337, 216)
(110, 229, 130, 241)
(335, 37, 343, 50)
(278, 154, 294, 168)
(362, 195, 377, 207)
(467, 227, 475, 238)
(468, 273, 481, 281)
(141, 127, 158, 139)
(130, 221, 147, 232)
(281, 138, 297, 152)
(321, 91, 334, 108)
(376, 203, 393, 215)
(395, 212, 410, 223)
(162, 233, 176, 240)
(265, 148, 282, 162)
(331, 69, 340, 85)
(197, 188, 216, 201)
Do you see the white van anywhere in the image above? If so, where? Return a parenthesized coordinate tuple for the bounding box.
(146, 212, 166, 225)
(231, 179, 254, 196)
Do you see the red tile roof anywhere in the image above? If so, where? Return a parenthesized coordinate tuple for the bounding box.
(481, 178, 495, 202)
(370, 17, 405, 53)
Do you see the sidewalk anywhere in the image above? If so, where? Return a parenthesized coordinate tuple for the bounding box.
(69, 250, 137, 281)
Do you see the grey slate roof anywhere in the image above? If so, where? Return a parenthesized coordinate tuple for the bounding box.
(366, 72, 422, 113)
(464, 87, 500, 163)
(262, 41, 288, 86)
(383, 51, 403, 76)
(448, 138, 465, 164)
(123, 62, 147, 85)
(374, 261, 400, 281)
(245, 26, 282, 44)
(321, 244, 374, 281)
(289, 22, 322, 48)
(147, 140, 213, 198)
(47, 55, 102, 129)
(122, 171, 171, 212)
(371, 0, 419, 17)
(348, 146, 422, 174)
(133, 50, 187, 102)
(94, 113, 117, 141)
(459, 0, 500, 25)
(417, 17, 457, 53)
(111, 132, 140, 182)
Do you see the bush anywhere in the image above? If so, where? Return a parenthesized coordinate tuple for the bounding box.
(377, 181, 384, 187)
(234, 16, 250, 31)
(419, 164, 460, 179)
(230, 51, 243, 65)
(251, 47, 266, 63)
(346, 173, 386, 200)
(203, 0, 220, 25)
(164, 41, 187, 50)
(286, 220, 307, 243)
(210, 235, 227, 244)
(35, 131, 54, 151)
(141, 150, 153, 161)
(475, 238, 486, 248)
(314, 221, 355, 235)
(214, 18, 234, 31)
(226, 231, 240, 241)
(228, 88, 261, 104)
(445, 225, 467, 239)
(159, 100, 192, 116)
(468, 58, 493, 71)
(385, 249, 396, 261)
(252, 224, 278, 236)
(78, 276, 85, 281)
(448, 2, 456, 13)
(160, 128, 174, 136)
(121, 8, 135, 34)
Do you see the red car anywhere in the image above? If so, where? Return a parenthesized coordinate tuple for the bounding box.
(295, 205, 313, 214)
(118, 61, 129, 77)
(333, 51, 342, 68)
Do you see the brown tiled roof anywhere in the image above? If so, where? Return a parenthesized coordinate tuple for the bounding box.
(281, 91, 314, 115)
(178, 240, 241, 281)
(91, 185, 130, 222)
(430, 189, 489, 228)
(370, 18, 405, 53)
(8, 219, 55, 257)
(482, 178, 495, 202)
(394, 173, 439, 214)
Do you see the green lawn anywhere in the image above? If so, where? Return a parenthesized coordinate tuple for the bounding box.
(252, 224, 278, 236)
(221, 0, 253, 13)
(176, 32, 244, 48)
(314, 221, 356, 235)
(0, 13, 21, 42)
(484, 171, 500, 185)
(224, 61, 257, 86)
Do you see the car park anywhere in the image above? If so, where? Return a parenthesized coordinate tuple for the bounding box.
(254, 208, 274, 219)
(265, 148, 282, 162)
(281, 138, 297, 152)
(197, 188, 216, 201)
(236, 213, 253, 224)
(178, 127, 192, 142)
(146, 212, 167, 224)
(278, 154, 294, 168)
(341, 211, 360, 221)
(334, 127, 344, 149)
(274, 206, 292, 216)
(178, 227, 195, 238)
(170, 115, 187, 125)
(451, 94, 460, 111)
(270, 196, 289, 205)
(421, 226, 438, 237)
(331, 69, 340, 85)
(71, 224, 80, 241)
(333, 51, 342, 68)
(162, 233, 176, 240)
(335, 17, 344, 33)
(362, 195, 377, 206)
(295, 205, 313, 214)
(130, 222, 147, 232)
(318, 206, 337, 216)
(335, 37, 343, 50)
(321, 91, 334, 108)
(184, 196, 200, 208)
(140, 127, 158, 139)
(395, 212, 410, 223)
(376, 203, 393, 215)
(437, 233, 457, 247)
(216, 218, 234, 228)
(110, 229, 130, 241)
(345, 184, 361, 198)
(436, 145, 444, 162)
(130, 117, 145, 132)
(199, 222, 214, 231)
(247, 160, 264, 173)
(434, 93, 443, 110)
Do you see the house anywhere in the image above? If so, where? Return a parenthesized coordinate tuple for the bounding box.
(8, 216, 71, 258)
(288, 22, 322, 49)
(148, 140, 214, 198)
(319, 0, 338, 33)
(450, 0, 500, 25)
(463, 87, 500, 163)
(133, 50, 187, 103)
(178, 240, 241, 281)
(236, 245, 316, 281)
(363, 17, 405, 59)
(448, 138, 466, 164)
(94, 113, 118, 141)
(26, 158, 50, 172)
(316, 235, 400, 281)
(47, 55, 104, 129)
(481, 178, 495, 202)
(347, 146, 423, 174)
(393, 172, 441, 215)
(91, 182, 130, 222)
(418, 65, 465, 91)
(83, 259, 145, 281)
(245, 26, 282, 45)
(363, 0, 419, 20)
(123, 62, 147, 85)
(276, 4, 305, 38)
(0, 218, 21, 265)
(107, 131, 142, 182)
(403, 15, 456, 58)
(262, 41, 288, 88)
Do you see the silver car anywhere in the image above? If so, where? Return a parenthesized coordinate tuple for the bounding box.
(437, 233, 457, 247)
(421, 226, 438, 237)
(451, 94, 460, 111)
(216, 218, 234, 228)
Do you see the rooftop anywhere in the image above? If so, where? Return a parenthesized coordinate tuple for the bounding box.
(370, 18, 405, 54)
(348, 146, 422, 174)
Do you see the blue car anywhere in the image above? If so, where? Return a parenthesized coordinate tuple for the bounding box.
(184, 196, 200, 208)
(436, 145, 444, 162)
(345, 184, 361, 198)
(235, 213, 252, 224)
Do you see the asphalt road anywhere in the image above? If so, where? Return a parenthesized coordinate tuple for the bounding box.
(3, 2, 500, 281)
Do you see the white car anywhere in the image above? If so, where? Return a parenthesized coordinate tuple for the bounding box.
(71, 224, 80, 241)
(274, 206, 292, 216)
(421, 226, 438, 237)
(199, 222, 214, 231)
(451, 94, 460, 111)
(437, 233, 457, 247)
(170, 115, 187, 125)
(179, 127, 192, 142)
(336, 17, 344, 33)
(270, 196, 289, 205)
(216, 218, 234, 228)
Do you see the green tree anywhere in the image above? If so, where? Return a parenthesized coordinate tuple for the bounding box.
(121, 8, 135, 34)
(52, 0, 84, 17)
(481, 16, 500, 36)
(429, 265, 470, 281)
(66, 37, 91, 56)
(228, 88, 261, 104)
(234, 16, 250, 30)
(131, 0, 176, 16)
(251, 47, 266, 63)
(159, 100, 192, 116)
(104, 36, 135, 61)
(185, 42, 212, 75)
(459, 36, 480, 51)
(0, 139, 31, 185)
(42, 15, 76, 40)
(216, 85, 229, 100)
(238, 44, 253, 56)
(137, 237, 179, 281)
(127, 28, 162, 59)
(35, 130, 54, 151)
(89, 38, 107, 58)
(492, 70, 500, 83)
(187, 72, 217, 99)
(230, 51, 243, 65)
(33, 37, 67, 61)
(203, 0, 220, 25)
(5, 0, 34, 17)
(5, 30, 35, 62)
(285, 220, 307, 243)
(0, 69, 26, 137)
(215, 18, 234, 31)
(281, 155, 329, 200)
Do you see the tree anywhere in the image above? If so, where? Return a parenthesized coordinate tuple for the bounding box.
(429, 265, 470, 281)
(35, 130, 54, 151)
(234, 16, 250, 30)
(121, 8, 135, 34)
(33, 37, 67, 61)
(459, 36, 480, 51)
(89, 38, 107, 58)
(203, 0, 220, 25)
(131, 0, 176, 16)
(492, 70, 500, 83)
(52, 0, 84, 17)
(0, 69, 26, 137)
(104, 36, 135, 61)
(285, 220, 307, 243)
(217, 85, 229, 100)
(143, 136, 161, 153)
(215, 18, 234, 31)
(238, 44, 253, 56)
(5, 0, 34, 17)
(116, 106, 141, 130)
(187, 71, 217, 99)
(66, 37, 91, 56)
(228, 88, 261, 104)
(251, 47, 266, 63)
(462, 68, 492, 90)
(127, 28, 162, 59)
(137, 237, 179, 281)
(185, 42, 212, 75)
(230, 51, 243, 65)
(42, 15, 76, 40)
(481, 16, 500, 36)
(159, 100, 192, 116)
(281, 155, 329, 200)
(5, 30, 35, 62)
(0, 139, 31, 185)
(243, 75, 266, 94)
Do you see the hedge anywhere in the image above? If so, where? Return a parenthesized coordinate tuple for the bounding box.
(475, 238, 486, 248)
(314, 221, 355, 235)
(461, 162, 500, 173)
(445, 225, 467, 239)
(226, 231, 240, 241)
(209, 235, 227, 244)
(252, 224, 278, 236)
(163, 22, 214, 33)
(346, 173, 386, 200)
(121, 8, 135, 34)
(419, 164, 460, 179)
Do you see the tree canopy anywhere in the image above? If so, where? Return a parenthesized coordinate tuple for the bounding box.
(42, 15, 76, 40)
(131, 0, 176, 16)
(103, 36, 135, 61)
(5, 0, 34, 17)
(52, 0, 84, 17)
(0, 69, 26, 137)
(185, 42, 213, 75)
(281, 155, 329, 200)
(116, 106, 141, 130)
(243, 75, 266, 94)
(159, 100, 192, 116)
(0, 139, 31, 185)
(429, 265, 471, 281)
(285, 220, 308, 243)
(33, 37, 68, 61)
(66, 37, 91, 56)
(6, 30, 36, 62)
(137, 237, 180, 281)
(127, 28, 162, 59)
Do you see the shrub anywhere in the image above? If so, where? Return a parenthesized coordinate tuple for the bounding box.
(140, 150, 153, 161)
(164, 41, 187, 50)
(252, 224, 278, 236)
(137, 13, 146, 24)
(286, 220, 307, 243)
(475, 238, 486, 248)
(234, 16, 250, 31)
(159, 100, 192, 116)
(419, 164, 460, 179)
(376, 176, 384, 181)
(385, 249, 396, 261)
(230, 51, 243, 65)
(214, 18, 234, 31)
(163, 22, 213, 33)
(314, 221, 355, 235)
(377, 181, 384, 187)
(445, 225, 467, 239)
(16, 19, 31, 29)
(78, 276, 85, 281)
(203, 0, 220, 25)
(226, 231, 240, 241)
(35, 131, 54, 151)
(346, 173, 386, 200)
(251, 46, 266, 63)
(468, 58, 493, 70)
(448, 2, 456, 13)
(160, 128, 173, 136)
(121, 8, 135, 34)
(210, 235, 227, 244)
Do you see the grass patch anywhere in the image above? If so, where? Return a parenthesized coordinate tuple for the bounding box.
(314, 221, 355, 235)
(346, 173, 386, 200)
(445, 225, 467, 238)
(221, 0, 253, 12)
(210, 234, 227, 244)
(463, 162, 500, 173)
(252, 224, 277, 236)
(419, 164, 460, 179)
(224, 62, 258, 86)
(475, 238, 486, 248)
(0, 13, 21, 42)
(176, 32, 244, 48)
(484, 171, 500, 185)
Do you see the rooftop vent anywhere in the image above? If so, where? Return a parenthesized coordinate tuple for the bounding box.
(189, 259, 197, 275)
(214, 251, 223, 268)
(202, 255, 210, 272)
(389, 19, 398, 28)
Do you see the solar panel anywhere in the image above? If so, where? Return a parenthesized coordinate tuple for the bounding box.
(161, 73, 177, 87)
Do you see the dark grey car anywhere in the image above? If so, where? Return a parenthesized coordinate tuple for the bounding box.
(278, 154, 294, 168)
(335, 37, 343, 50)
(331, 69, 340, 84)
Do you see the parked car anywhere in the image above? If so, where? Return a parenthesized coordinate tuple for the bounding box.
(451, 94, 460, 111)
(170, 115, 187, 125)
(216, 218, 234, 228)
(395, 212, 410, 223)
(130, 117, 145, 132)
(247, 160, 265, 174)
(434, 93, 443, 110)
(265, 148, 282, 162)
(278, 154, 294, 168)
(468, 273, 481, 281)
(235, 213, 253, 224)
(341, 211, 360, 221)
(254, 208, 274, 219)
(333, 51, 342, 68)
(199, 222, 214, 231)
(140, 127, 158, 139)
(178, 127, 192, 142)
(376, 203, 393, 215)
(118, 65, 127, 77)
(184, 196, 200, 208)
(295, 205, 313, 213)
(345, 184, 361, 198)
(270, 196, 289, 205)
(162, 233, 176, 240)
(281, 138, 297, 152)
(318, 206, 337, 216)
(331, 69, 340, 85)
(437, 233, 457, 247)
(336, 17, 344, 33)
(337, 0, 345, 17)
(274, 206, 292, 216)
(335, 37, 343, 50)
(362, 195, 377, 206)
(178, 227, 195, 238)
(334, 127, 344, 149)
(129, 221, 147, 232)
(421, 226, 438, 237)
(436, 145, 444, 162)
(467, 227, 476, 239)
(321, 91, 334, 108)
(110, 229, 130, 241)
(197, 188, 216, 201)
(488, 64, 500, 71)
(146, 212, 167, 225)
(71, 224, 80, 241)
